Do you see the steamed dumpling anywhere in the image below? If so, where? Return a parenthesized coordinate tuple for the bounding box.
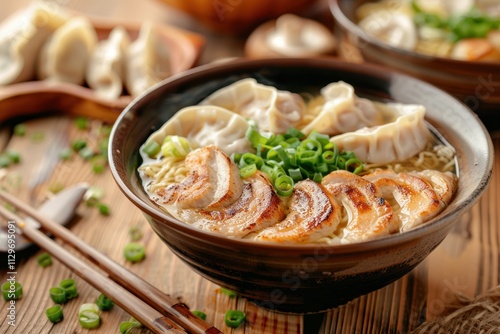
(330, 102, 432, 164)
(37, 16, 98, 84)
(358, 11, 417, 50)
(125, 21, 171, 96)
(201, 78, 306, 133)
(86, 26, 130, 99)
(300, 81, 383, 136)
(0, 3, 68, 85)
(146, 105, 253, 157)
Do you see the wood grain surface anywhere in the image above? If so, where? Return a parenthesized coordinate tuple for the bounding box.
(1, 1, 499, 333)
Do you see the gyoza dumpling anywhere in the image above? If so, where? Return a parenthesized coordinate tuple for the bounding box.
(300, 81, 383, 136)
(0, 3, 68, 85)
(200, 78, 306, 133)
(330, 102, 432, 164)
(86, 26, 130, 99)
(125, 21, 170, 97)
(145, 105, 254, 157)
(37, 16, 98, 85)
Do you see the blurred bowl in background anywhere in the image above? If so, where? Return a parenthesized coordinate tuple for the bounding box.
(156, 0, 323, 35)
(109, 58, 493, 313)
(330, 0, 500, 131)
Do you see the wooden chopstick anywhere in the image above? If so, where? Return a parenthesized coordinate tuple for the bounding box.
(0, 190, 222, 334)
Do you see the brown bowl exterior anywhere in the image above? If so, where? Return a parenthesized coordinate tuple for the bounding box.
(109, 58, 493, 313)
(330, 0, 500, 131)
(156, 0, 322, 35)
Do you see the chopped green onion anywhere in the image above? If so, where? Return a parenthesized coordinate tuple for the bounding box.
(220, 287, 238, 298)
(97, 203, 110, 216)
(0, 155, 11, 168)
(90, 155, 107, 174)
(191, 310, 207, 321)
(1, 281, 23, 301)
(96, 294, 114, 311)
(239, 126, 363, 196)
(37, 252, 52, 267)
(59, 278, 78, 299)
(119, 318, 142, 334)
(274, 175, 294, 197)
(46, 305, 64, 323)
(224, 310, 246, 328)
(59, 148, 73, 160)
(71, 139, 87, 152)
(30, 131, 45, 142)
(79, 147, 94, 160)
(128, 226, 143, 241)
(75, 117, 89, 130)
(123, 243, 146, 263)
(142, 140, 161, 158)
(161, 135, 192, 157)
(13, 123, 27, 136)
(78, 303, 100, 329)
(84, 186, 104, 207)
(49, 287, 67, 304)
(6, 150, 20, 164)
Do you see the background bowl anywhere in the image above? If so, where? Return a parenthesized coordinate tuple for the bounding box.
(330, 0, 500, 131)
(156, 0, 323, 35)
(109, 58, 493, 313)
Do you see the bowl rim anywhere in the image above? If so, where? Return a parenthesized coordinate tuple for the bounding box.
(329, 0, 500, 69)
(109, 57, 494, 254)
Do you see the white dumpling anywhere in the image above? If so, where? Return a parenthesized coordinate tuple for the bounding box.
(330, 102, 432, 164)
(37, 16, 98, 85)
(0, 3, 68, 85)
(201, 78, 306, 133)
(358, 11, 417, 50)
(146, 105, 253, 157)
(125, 21, 170, 97)
(86, 26, 130, 99)
(300, 81, 383, 136)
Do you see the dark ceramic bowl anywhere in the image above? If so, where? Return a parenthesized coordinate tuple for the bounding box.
(330, 0, 500, 131)
(109, 58, 493, 313)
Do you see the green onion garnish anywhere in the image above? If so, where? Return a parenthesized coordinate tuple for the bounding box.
(49, 287, 67, 304)
(128, 226, 143, 241)
(46, 305, 64, 323)
(78, 303, 101, 329)
(71, 139, 87, 152)
(119, 317, 142, 334)
(75, 117, 89, 130)
(13, 123, 27, 136)
(96, 294, 114, 311)
(37, 252, 52, 267)
(97, 203, 110, 216)
(1, 281, 23, 301)
(123, 243, 146, 263)
(224, 310, 246, 328)
(142, 140, 161, 158)
(59, 278, 78, 300)
(237, 127, 363, 196)
(220, 287, 238, 298)
(191, 310, 207, 321)
(59, 148, 73, 160)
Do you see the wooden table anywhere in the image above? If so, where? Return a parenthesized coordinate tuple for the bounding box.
(1, 1, 499, 333)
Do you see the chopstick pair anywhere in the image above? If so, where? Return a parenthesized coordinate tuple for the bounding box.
(0, 189, 222, 334)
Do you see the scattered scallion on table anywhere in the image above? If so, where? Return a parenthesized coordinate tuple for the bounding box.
(37, 252, 52, 267)
(191, 310, 207, 321)
(96, 293, 114, 311)
(45, 305, 64, 323)
(123, 243, 146, 263)
(1, 281, 23, 301)
(224, 310, 246, 328)
(49, 287, 67, 304)
(78, 303, 101, 329)
(59, 278, 78, 300)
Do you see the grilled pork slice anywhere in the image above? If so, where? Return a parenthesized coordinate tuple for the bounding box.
(363, 170, 457, 232)
(154, 145, 243, 210)
(169, 171, 286, 238)
(255, 179, 342, 243)
(321, 170, 396, 242)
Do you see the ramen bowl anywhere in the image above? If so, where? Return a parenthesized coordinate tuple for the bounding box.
(109, 58, 493, 313)
(330, 0, 500, 131)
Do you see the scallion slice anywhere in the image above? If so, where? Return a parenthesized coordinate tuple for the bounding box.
(49, 287, 67, 304)
(46, 305, 64, 323)
(224, 310, 246, 328)
(1, 281, 22, 301)
(59, 278, 78, 300)
(123, 243, 145, 263)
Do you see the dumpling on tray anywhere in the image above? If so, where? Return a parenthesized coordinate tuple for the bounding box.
(0, 3, 69, 85)
(86, 26, 130, 99)
(37, 16, 98, 85)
